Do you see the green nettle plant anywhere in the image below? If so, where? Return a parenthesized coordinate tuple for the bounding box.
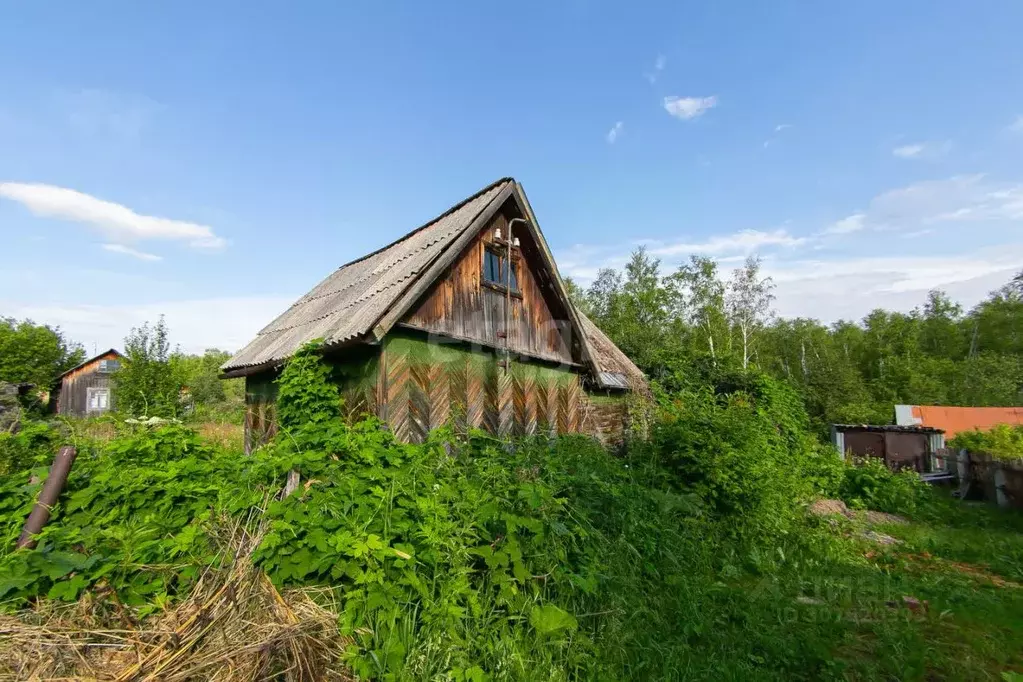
(838, 458, 930, 515)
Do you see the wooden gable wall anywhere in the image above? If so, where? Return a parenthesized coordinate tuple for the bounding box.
(56, 350, 120, 416)
(401, 209, 575, 365)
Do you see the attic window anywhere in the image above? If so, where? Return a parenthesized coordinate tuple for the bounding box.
(483, 247, 519, 293)
(98, 359, 120, 373)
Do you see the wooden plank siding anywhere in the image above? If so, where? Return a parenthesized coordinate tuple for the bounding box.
(55, 350, 121, 417)
(402, 212, 575, 365)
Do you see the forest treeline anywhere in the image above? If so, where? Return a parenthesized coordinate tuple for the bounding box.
(5, 252, 1023, 432)
(567, 249, 1023, 435)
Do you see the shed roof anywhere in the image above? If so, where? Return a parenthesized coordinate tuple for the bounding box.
(895, 404, 1023, 439)
(222, 178, 644, 392)
(832, 423, 944, 435)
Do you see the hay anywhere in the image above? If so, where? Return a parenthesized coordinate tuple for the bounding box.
(0, 515, 353, 682)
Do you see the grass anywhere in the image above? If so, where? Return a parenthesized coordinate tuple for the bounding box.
(752, 493, 1023, 681)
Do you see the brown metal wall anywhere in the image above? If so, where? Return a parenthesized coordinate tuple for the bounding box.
(840, 428, 930, 472)
(402, 212, 574, 364)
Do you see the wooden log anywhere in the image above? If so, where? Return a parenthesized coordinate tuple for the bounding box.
(16, 446, 77, 550)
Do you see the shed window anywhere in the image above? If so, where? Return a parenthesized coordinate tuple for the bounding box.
(87, 387, 110, 413)
(483, 248, 519, 292)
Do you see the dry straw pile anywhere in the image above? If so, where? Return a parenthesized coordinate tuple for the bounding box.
(0, 517, 352, 682)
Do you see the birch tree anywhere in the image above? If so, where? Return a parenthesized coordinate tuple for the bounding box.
(666, 256, 726, 360)
(726, 256, 775, 369)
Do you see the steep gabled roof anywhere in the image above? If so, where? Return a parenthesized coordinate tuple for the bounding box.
(222, 179, 513, 374)
(222, 178, 645, 392)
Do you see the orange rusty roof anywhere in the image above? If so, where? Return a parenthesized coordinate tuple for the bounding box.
(906, 405, 1023, 440)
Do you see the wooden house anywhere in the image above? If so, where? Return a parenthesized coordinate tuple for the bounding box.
(222, 178, 647, 451)
(53, 349, 124, 417)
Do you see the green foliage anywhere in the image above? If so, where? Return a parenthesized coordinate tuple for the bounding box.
(0, 419, 61, 476)
(3, 338, 1023, 680)
(650, 362, 843, 539)
(0, 317, 84, 387)
(838, 458, 930, 515)
(952, 423, 1023, 462)
(584, 255, 1023, 437)
(114, 316, 180, 417)
(0, 421, 272, 608)
(170, 348, 244, 415)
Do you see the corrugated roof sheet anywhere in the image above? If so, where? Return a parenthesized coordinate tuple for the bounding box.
(223, 179, 511, 372)
(832, 423, 944, 435)
(895, 405, 1023, 440)
(575, 311, 647, 391)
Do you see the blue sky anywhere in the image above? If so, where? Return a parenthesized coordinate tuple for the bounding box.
(2, 1, 1023, 353)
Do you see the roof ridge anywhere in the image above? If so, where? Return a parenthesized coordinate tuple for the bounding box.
(327, 177, 513, 274)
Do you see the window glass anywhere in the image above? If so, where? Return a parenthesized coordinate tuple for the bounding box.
(99, 359, 120, 373)
(88, 388, 110, 411)
(483, 249, 519, 291)
(484, 250, 501, 284)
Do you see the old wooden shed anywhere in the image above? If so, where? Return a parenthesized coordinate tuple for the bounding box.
(222, 178, 647, 451)
(53, 349, 124, 417)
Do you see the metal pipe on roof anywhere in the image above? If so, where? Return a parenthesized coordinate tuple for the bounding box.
(505, 218, 527, 375)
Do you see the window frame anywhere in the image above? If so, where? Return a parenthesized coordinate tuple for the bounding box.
(481, 244, 522, 297)
(98, 358, 120, 374)
(87, 387, 111, 413)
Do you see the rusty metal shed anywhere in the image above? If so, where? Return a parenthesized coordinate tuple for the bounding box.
(832, 423, 946, 472)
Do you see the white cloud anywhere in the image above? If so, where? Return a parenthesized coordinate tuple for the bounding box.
(559, 174, 1023, 323)
(102, 243, 162, 261)
(766, 248, 1023, 322)
(870, 175, 1023, 225)
(1, 296, 296, 355)
(644, 55, 667, 83)
(892, 144, 925, 159)
(1007, 115, 1023, 134)
(606, 121, 624, 144)
(892, 140, 951, 160)
(774, 123, 793, 132)
(663, 96, 717, 120)
(647, 229, 805, 257)
(823, 213, 866, 235)
(0, 182, 226, 250)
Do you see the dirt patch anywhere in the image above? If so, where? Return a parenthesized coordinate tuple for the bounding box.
(809, 499, 908, 526)
(862, 510, 908, 525)
(810, 499, 854, 518)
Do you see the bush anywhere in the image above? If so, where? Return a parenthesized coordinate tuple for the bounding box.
(838, 458, 930, 515)
(951, 423, 1023, 462)
(649, 364, 843, 539)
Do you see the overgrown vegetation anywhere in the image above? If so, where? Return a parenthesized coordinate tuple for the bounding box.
(2, 342, 1022, 680)
(952, 423, 1023, 462)
(573, 254, 1023, 435)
